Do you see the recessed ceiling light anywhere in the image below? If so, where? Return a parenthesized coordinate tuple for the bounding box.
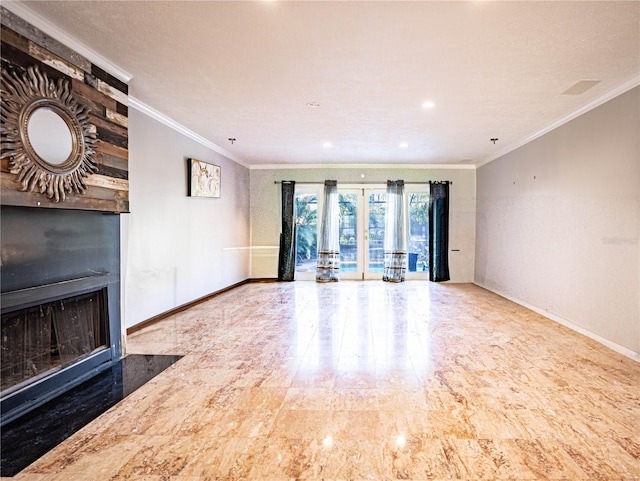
(306, 102, 321, 108)
(422, 101, 435, 109)
(399, 142, 408, 149)
(322, 142, 332, 148)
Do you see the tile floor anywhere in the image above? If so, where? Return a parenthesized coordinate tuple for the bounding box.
(10, 281, 640, 480)
(1, 355, 182, 476)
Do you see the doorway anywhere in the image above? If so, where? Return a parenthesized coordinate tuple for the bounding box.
(294, 184, 429, 280)
(338, 188, 386, 279)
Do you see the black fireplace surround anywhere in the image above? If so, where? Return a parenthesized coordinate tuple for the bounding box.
(1, 206, 122, 425)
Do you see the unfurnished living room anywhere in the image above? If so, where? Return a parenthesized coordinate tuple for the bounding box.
(0, 1, 638, 479)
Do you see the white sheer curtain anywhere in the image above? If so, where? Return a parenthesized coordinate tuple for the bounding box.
(383, 180, 407, 282)
(316, 180, 340, 282)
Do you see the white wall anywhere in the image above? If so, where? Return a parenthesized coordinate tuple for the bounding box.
(122, 108, 250, 329)
(250, 166, 476, 282)
(475, 86, 640, 358)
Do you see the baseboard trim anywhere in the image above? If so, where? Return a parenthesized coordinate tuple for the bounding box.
(126, 279, 250, 335)
(473, 282, 640, 362)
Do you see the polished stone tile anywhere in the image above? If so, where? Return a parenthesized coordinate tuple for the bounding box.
(268, 410, 332, 439)
(0, 355, 181, 477)
(283, 387, 333, 410)
(11, 281, 640, 480)
(330, 387, 379, 411)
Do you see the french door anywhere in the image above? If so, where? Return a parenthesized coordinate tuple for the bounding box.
(338, 188, 386, 279)
(294, 184, 429, 280)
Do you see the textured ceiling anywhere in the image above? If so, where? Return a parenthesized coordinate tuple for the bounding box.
(12, 1, 640, 167)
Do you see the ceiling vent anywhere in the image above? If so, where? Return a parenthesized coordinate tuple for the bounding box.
(561, 80, 601, 95)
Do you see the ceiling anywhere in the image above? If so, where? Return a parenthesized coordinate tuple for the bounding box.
(10, 1, 640, 168)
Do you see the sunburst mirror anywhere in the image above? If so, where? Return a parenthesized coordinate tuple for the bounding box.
(1, 65, 99, 202)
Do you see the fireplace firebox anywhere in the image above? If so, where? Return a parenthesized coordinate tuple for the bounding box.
(0, 206, 122, 425)
(2, 283, 109, 395)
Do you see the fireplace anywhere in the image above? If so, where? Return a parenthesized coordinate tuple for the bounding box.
(1, 287, 108, 394)
(1, 206, 122, 425)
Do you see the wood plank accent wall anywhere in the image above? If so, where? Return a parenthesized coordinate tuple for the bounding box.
(0, 8, 129, 213)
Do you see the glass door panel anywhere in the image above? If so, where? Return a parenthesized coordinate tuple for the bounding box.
(366, 192, 386, 275)
(338, 193, 358, 273)
(406, 189, 429, 279)
(294, 193, 318, 276)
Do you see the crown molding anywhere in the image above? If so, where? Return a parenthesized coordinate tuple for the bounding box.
(129, 97, 247, 167)
(476, 75, 640, 168)
(3, 1, 247, 168)
(249, 163, 476, 170)
(2, 1, 133, 83)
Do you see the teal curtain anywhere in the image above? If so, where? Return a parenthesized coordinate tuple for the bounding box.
(428, 181, 450, 282)
(383, 180, 407, 282)
(278, 181, 296, 281)
(316, 180, 340, 282)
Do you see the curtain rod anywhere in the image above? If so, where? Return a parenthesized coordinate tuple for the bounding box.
(274, 181, 452, 185)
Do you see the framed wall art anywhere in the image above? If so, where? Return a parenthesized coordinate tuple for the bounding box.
(188, 158, 221, 198)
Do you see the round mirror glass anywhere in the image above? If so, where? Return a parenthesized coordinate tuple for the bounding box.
(27, 107, 73, 165)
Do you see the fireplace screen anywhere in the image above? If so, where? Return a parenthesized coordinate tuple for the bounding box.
(1, 290, 108, 394)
